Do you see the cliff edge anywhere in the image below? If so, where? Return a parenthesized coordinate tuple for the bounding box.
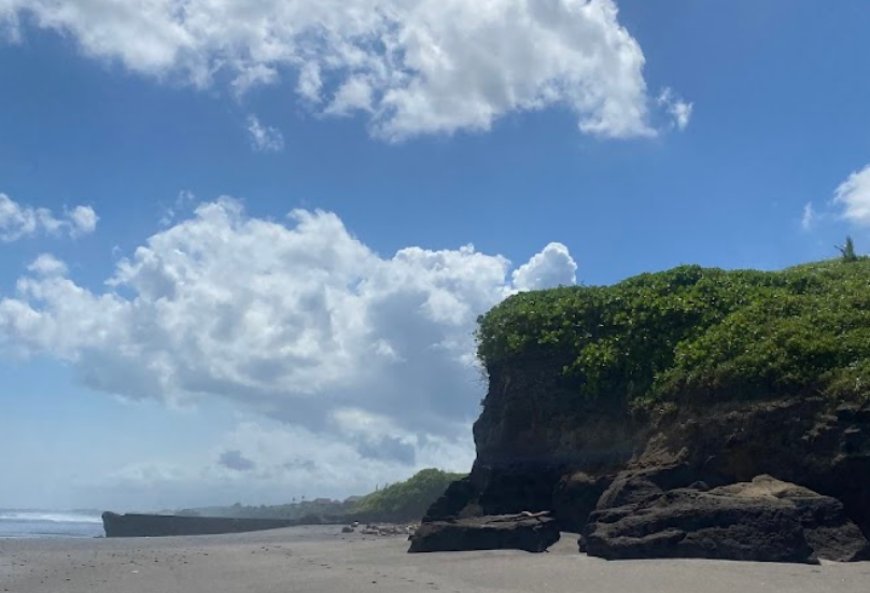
(413, 260, 870, 561)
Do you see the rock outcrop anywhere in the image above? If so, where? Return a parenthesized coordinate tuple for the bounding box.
(408, 513, 560, 553)
(422, 357, 649, 532)
(583, 475, 870, 563)
(421, 393, 870, 561)
(417, 263, 870, 562)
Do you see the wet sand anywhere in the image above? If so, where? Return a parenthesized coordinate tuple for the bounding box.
(2, 526, 870, 593)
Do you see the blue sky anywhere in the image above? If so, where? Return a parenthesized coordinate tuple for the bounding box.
(1, 0, 869, 511)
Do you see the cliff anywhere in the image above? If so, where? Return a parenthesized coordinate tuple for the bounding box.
(417, 260, 870, 560)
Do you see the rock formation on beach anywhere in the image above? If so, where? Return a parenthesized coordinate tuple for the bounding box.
(409, 513, 560, 553)
(583, 475, 869, 563)
(410, 260, 870, 561)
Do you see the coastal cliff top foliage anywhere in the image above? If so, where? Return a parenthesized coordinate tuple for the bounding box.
(477, 258, 870, 406)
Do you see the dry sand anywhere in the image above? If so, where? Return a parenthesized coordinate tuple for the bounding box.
(2, 526, 870, 593)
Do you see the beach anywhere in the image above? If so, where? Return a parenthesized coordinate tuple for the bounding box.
(2, 526, 869, 593)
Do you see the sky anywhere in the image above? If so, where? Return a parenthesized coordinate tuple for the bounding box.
(1, 0, 870, 511)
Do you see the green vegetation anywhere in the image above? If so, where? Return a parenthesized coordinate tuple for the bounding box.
(350, 468, 466, 522)
(173, 468, 464, 523)
(477, 258, 870, 407)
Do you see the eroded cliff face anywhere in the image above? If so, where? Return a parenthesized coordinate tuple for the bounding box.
(417, 262, 870, 558)
(629, 397, 870, 536)
(473, 359, 644, 467)
(426, 358, 649, 530)
(424, 362, 870, 540)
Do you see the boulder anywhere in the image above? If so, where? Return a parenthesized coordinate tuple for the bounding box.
(408, 513, 560, 553)
(584, 475, 870, 563)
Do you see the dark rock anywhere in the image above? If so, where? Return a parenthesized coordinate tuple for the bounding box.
(584, 475, 870, 563)
(638, 398, 870, 538)
(595, 463, 728, 510)
(102, 512, 303, 538)
(422, 475, 480, 522)
(408, 513, 560, 553)
(552, 471, 611, 532)
(419, 362, 646, 532)
(418, 353, 870, 560)
(432, 396, 870, 542)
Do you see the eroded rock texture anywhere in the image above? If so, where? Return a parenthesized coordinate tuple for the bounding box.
(408, 513, 560, 553)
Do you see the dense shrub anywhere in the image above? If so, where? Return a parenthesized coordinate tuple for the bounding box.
(477, 259, 870, 406)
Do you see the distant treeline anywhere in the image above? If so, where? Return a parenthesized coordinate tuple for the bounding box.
(172, 468, 465, 524)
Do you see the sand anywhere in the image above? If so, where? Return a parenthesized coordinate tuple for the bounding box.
(2, 526, 870, 593)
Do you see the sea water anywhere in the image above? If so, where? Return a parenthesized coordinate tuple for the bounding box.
(0, 510, 104, 539)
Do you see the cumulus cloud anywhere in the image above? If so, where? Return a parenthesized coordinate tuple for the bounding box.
(511, 242, 578, 291)
(1, 0, 686, 140)
(0, 198, 577, 490)
(833, 164, 870, 227)
(246, 115, 285, 153)
(68, 205, 99, 236)
(0, 192, 98, 242)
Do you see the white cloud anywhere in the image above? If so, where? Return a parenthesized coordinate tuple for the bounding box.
(801, 202, 816, 231)
(0, 198, 577, 489)
(833, 164, 870, 227)
(96, 419, 477, 507)
(0, 2, 19, 42)
(0, 192, 98, 242)
(658, 87, 693, 131)
(246, 115, 285, 152)
(511, 242, 578, 291)
(2, 0, 686, 140)
(68, 205, 99, 236)
(28, 253, 68, 276)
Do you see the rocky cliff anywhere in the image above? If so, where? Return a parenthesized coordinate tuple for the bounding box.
(414, 260, 870, 560)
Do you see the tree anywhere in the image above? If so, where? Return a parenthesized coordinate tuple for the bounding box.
(837, 236, 859, 262)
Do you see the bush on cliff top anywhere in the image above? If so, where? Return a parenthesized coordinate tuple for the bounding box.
(477, 258, 870, 406)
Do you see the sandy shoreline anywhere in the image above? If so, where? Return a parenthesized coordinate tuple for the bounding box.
(2, 526, 870, 593)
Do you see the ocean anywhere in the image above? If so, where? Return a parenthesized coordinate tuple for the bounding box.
(0, 510, 105, 539)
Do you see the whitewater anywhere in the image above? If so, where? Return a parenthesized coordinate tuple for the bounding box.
(0, 510, 104, 539)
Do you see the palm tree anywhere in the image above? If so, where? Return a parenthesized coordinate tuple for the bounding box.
(837, 236, 858, 262)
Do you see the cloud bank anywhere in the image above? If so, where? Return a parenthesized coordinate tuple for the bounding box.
(0, 192, 97, 242)
(0, 198, 576, 495)
(2, 0, 686, 139)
